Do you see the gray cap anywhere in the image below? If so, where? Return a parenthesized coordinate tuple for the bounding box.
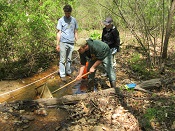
(103, 17, 113, 25)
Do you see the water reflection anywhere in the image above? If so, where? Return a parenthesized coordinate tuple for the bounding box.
(72, 80, 87, 94)
(72, 79, 97, 94)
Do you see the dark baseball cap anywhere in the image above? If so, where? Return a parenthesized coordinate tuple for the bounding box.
(103, 17, 113, 25)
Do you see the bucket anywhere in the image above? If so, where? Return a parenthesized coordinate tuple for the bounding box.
(82, 62, 88, 79)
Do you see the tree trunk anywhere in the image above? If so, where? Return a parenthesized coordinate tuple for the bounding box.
(162, 0, 175, 59)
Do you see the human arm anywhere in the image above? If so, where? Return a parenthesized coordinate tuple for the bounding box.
(90, 60, 102, 72)
(112, 28, 120, 51)
(74, 29, 78, 41)
(101, 28, 105, 42)
(56, 30, 61, 52)
(75, 60, 101, 81)
(76, 65, 85, 80)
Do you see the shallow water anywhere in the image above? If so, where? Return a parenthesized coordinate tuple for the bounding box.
(0, 65, 73, 103)
(0, 65, 79, 130)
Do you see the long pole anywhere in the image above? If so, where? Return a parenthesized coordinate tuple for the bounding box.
(52, 72, 91, 94)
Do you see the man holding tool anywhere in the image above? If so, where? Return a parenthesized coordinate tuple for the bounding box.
(74, 38, 117, 90)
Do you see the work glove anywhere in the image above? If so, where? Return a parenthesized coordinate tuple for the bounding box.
(111, 48, 118, 55)
(111, 45, 120, 55)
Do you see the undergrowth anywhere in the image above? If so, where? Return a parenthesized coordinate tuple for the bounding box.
(129, 52, 160, 79)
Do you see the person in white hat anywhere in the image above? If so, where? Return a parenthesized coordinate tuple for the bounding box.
(74, 38, 117, 89)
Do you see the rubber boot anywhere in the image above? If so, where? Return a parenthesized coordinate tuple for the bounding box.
(87, 79, 94, 92)
(110, 81, 116, 88)
(110, 81, 124, 98)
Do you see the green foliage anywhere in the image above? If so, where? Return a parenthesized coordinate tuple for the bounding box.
(0, 0, 81, 79)
(143, 108, 157, 129)
(0, 0, 174, 79)
(75, 0, 114, 30)
(129, 53, 158, 79)
(89, 31, 101, 40)
(130, 53, 141, 63)
(0, 0, 63, 79)
(144, 102, 175, 129)
(144, 108, 157, 121)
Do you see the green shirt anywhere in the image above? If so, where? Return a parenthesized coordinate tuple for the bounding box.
(80, 39, 110, 65)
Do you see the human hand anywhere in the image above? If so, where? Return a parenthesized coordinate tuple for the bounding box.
(56, 45, 60, 52)
(75, 74, 82, 81)
(89, 67, 96, 73)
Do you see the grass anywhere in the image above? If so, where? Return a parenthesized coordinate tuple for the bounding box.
(128, 52, 160, 79)
(143, 98, 175, 130)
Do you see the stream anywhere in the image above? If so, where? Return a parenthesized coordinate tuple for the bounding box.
(0, 64, 86, 130)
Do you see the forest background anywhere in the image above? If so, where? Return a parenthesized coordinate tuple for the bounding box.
(0, 0, 175, 80)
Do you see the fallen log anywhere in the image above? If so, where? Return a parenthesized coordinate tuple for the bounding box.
(33, 78, 162, 106)
(34, 78, 165, 106)
(1, 77, 173, 108)
(34, 88, 116, 106)
(137, 78, 162, 89)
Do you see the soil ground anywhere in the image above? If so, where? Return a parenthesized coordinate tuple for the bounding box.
(0, 36, 175, 131)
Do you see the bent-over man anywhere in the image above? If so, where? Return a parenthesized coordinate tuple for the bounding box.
(74, 38, 116, 89)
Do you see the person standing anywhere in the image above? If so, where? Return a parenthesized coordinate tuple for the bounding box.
(74, 38, 117, 89)
(102, 17, 120, 69)
(56, 4, 78, 81)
